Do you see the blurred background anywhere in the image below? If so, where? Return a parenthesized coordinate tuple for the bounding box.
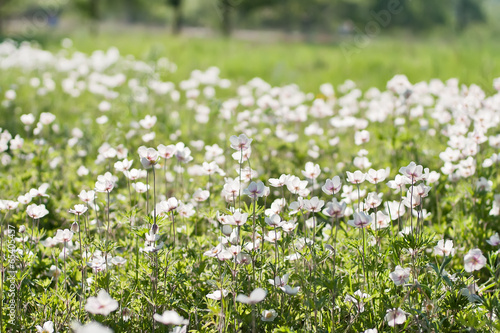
(0, 0, 499, 91)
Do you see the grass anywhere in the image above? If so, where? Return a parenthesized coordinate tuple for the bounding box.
(14, 26, 500, 94)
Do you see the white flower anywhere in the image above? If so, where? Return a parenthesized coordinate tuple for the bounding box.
(236, 288, 267, 304)
(434, 239, 455, 256)
(302, 162, 321, 179)
(79, 190, 95, 203)
(153, 310, 189, 325)
(346, 170, 366, 184)
(36, 321, 54, 333)
(322, 176, 342, 195)
(27, 204, 49, 219)
(71, 321, 113, 333)
(487, 233, 500, 246)
(347, 212, 372, 228)
(280, 285, 300, 295)
(85, 289, 119, 315)
(69, 204, 88, 216)
(230, 134, 252, 151)
(385, 308, 407, 327)
(206, 290, 229, 300)
(54, 229, 74, 243)
(243, 181, 267, 199)
(389, 265, 411, 286)
(261, 309, 278, 322)
(464, 249, 486, 272)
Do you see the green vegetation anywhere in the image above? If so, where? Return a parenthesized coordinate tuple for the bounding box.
(32, 30, 500, 93)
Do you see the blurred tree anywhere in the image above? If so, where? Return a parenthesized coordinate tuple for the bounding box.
(456, 0, 485, 31)
(219, 0, 232, 36)
(74, 0, 100, 34)
(0, 0, 12, 36)
(167, 0, 182, 34)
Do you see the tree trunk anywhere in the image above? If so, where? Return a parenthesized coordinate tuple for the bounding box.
(172, 4, 182, 34)
(456, 0, 466, 32)
(0, 0, 5, 37)
(89, 0, 99, 35)
(221, 0, 231, 37)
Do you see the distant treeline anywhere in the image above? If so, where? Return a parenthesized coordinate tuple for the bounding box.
(0, 0, 491, 36)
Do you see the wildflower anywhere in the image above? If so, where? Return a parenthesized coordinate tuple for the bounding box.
(389, 266, 411, 286)
(303, 197, 324, 212)
(434, 239, 455, 256)
(110, 256, 127, 266)
(79, 190, 95, 203)
(156, 197, 178, 216)
(399, 161, 427, 183)
(385, 200, 405, 220)
(370, 211, 390, 229)
(323, 199, 347, 218)
(154, 310, 189, 325)
(157, 144, 177, 159)
(95, 173, 115, 193)
(138, 146, 159, 168)
(229, 134, 252, 151)
(387, 175, 410, 192)
(243, 181, 266, 199)
(354, 130, 370, 145)
(261, 309, 278, 322)
(17, 194, 32, 205)
(264, 230, 281, 243)
(85, 289, 119, 316)
(365, 192, 382, 209)
(132, 182, 149, 193)
(54, 229, 73, 243)
(174, 142, 193, 163)
(232, 147, 252, 162)
(344, 290, 369, 313)
(402, 193, 421, 209)
(236, 288, 267, 304)
(476, 177, 493, 192)
(29, 183, 50, 198)
(1, 200, 18, 210)
(265, 214, 283, 227)
(27, 204, 49, 219)
(114, 159, 133, 172)
(322, 176, 342, 195)
(269, 174, 290, 187)
(487, 233, 500, 246)
(385, 308, 407, 327)
(281, 285, 300, 295)
(71, 321, 113, 333)
(302, 162, 321, 179)
(36, 321, 54, 333)
(69, 204, 88, 215)
(347, 212, 372, 228)
(139, 115, 157, 129)
(193, 188, 209, 202)
(268, 274, 289, 287)
(346, 170, 366, 184)
(464, 249, 486, 272)
(206, 290, 229, 300)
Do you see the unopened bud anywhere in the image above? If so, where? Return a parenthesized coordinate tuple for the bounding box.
(71, 222, 79, 233)
(222, 225, 233, 236)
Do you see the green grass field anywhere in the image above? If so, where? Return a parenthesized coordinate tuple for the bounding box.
(23, 27, 500, 94)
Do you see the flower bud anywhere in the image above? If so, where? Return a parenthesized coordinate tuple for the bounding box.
(71, 222, 79, 233)
(151, 223, 159, 235)
(222, 225, 232, 236)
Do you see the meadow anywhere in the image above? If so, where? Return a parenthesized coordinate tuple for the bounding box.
(0, 33, 500, 332)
